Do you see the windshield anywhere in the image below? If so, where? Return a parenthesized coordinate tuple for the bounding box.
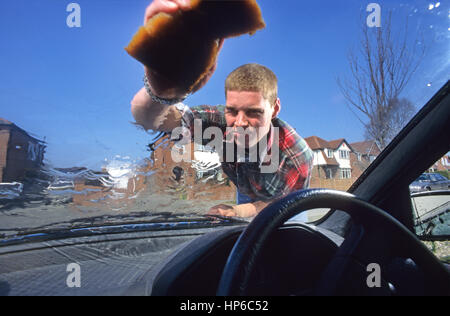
(0, 0, 449, 240)
(417, 175, 429, 182)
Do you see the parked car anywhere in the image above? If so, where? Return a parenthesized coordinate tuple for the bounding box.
(410, 173, 450, 193)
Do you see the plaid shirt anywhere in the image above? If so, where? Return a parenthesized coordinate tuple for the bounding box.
(175, 104, 313, 202)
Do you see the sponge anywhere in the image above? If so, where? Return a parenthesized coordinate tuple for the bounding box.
(125, 0, 265, 94)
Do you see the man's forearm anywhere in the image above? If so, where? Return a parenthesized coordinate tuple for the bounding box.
(131, 87, 181, 132)
(253, 200, 271, 214)
(234, 200, 271, 217)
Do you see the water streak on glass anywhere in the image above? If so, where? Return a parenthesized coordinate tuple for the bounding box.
(0, 133, 236, 237)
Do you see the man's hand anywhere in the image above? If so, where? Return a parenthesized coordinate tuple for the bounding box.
(207, 201, 269, 218)
(144, 0, 191, 24)
(142, 0, 224, 97)
(131, 0, 223, 131)
(208, 204, 238, 217)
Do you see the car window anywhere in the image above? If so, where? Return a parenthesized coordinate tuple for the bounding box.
(417, 175, 428, 182)
(0, 0, 449, 236)
(410, 156, 450, 262)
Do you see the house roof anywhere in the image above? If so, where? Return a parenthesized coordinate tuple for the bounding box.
(0, 117, 46, 144)
(328, 138, 347, 150)
(305, 136, 350, 151)
(304, 136, 329, 150)
(0, 118, 14, 125)
(350, 140, 381, 156)
(305, 136, 342, 166)
(324, 156, 339, 166)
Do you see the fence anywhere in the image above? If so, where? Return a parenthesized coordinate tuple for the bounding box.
(309, 177, 356, 191)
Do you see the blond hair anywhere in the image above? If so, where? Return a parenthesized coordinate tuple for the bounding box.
(225, 63, 278, 106)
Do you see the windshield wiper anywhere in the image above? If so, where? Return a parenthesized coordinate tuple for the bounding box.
(0, 212, 247, 247)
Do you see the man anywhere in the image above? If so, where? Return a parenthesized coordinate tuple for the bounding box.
(131, 0, 313, 218)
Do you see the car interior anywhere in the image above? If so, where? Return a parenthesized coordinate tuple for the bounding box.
(150, 80, 450, 296)
(0, 81, 448, 296)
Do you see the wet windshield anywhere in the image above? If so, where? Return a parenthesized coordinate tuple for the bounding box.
(0, 0, 449, 240)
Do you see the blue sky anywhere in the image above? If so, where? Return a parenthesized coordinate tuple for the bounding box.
(0, 0, 448, 169)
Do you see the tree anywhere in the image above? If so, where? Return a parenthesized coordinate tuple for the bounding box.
(363, 97, 416, 148)
(337, 12, 424, 149)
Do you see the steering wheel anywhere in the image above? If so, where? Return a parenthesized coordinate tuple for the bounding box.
(216, 189, 450, 296)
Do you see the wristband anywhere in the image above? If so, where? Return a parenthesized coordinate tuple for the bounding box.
(143, 75, 187, 105)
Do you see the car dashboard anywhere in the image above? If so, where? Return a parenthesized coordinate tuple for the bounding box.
(150, 223, 343, 296)
(0, 222, 343, 296)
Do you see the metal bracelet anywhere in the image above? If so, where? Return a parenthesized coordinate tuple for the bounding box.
(143, 75, 186, 105)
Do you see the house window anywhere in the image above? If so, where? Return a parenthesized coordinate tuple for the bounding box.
(326, 168, 333, 179)
(340, 168, 351, 179)
(339, 150, 349, 159)
(357, 153, 362, 161)
(326, 149, 334, 158)
(173, 144, 185, 155)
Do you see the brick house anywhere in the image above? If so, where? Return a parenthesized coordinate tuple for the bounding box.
(305, 136, 353, 180)
(149, 134, 236, 201)
(428, 153, 450, 173)
(0, 118, 46, 183)
(304, 136, 382, 191)
(55, 135, 236, 209)
(349, 140, 382, 179)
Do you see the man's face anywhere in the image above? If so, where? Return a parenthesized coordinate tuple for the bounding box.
(225, 90, 280, 148)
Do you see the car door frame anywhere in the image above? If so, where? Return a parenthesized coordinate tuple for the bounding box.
(315, 81, 450, 239)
